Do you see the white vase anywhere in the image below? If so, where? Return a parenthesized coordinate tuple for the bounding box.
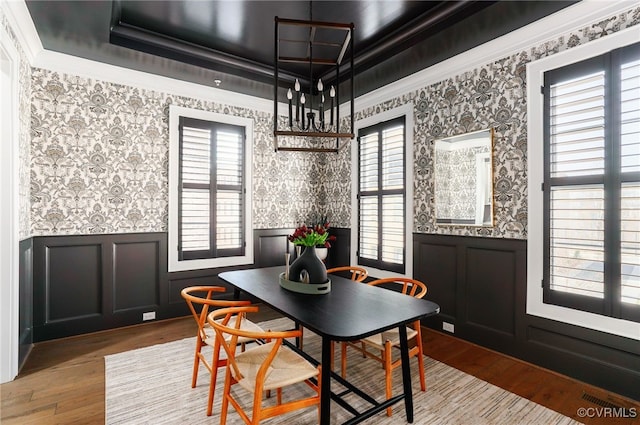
(315, 246, 328, 261)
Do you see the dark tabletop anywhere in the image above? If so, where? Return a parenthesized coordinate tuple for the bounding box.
(219, 267, 440, 341)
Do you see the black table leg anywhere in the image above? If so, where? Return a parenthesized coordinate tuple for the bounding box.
(398, 325, 414, 423)
(295, 321, 302, 348)
(320, 336, 332, 425)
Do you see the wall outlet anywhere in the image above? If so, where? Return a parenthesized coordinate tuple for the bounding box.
(142, 311, 156, 321)
(442, 322, 455, 333)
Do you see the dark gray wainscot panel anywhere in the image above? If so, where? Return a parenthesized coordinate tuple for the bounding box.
(30, 228, 351, 342)
(413, 233, 639, 401)
(19, 238, 33, 370)
(32, 233, 167, 341)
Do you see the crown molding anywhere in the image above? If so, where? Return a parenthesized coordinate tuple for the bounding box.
(4, 0, 637, 116)
(3, 1, 273, 112)
(33, 49, 274, 113)
(1, 0, 43, 63)
(355, 0, 639, 112)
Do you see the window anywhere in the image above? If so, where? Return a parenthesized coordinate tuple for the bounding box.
(169, 106, 253, 272)
(357, 116, 406, 274)
(178, 117, 245, 259)
(542, 42, 639, 323)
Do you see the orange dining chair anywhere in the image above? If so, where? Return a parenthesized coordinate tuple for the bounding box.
(323, 266, 368, 368)
(340, 277, 427, 416)
(326, 265, 368, 282)
(208, 305, 321, 424)
(294, 266, 368, 352)
(181, 286, 265, 416)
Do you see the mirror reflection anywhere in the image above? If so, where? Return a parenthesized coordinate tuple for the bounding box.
(434, 128, 494, 226)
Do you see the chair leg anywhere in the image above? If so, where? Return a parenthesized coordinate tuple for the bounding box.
(252, 386, 263, 424)
(384, 340, 393, 417)
(298, 324, 304, 350)
(220, 367, 232, 424)
(191, 337, 203, 388)
(316, 365, 322, 423)
(416, 326, 426, 392)
(207, 339, 221, 416)
(340, 342, 347, 378)
(330, 341, 335, 371)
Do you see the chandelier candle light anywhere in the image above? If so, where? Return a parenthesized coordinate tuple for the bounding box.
(273, 16, 355, 152)
(287, 78, 335, 132)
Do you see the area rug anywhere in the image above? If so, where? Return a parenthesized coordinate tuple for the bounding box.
(105, 318, 581, 424)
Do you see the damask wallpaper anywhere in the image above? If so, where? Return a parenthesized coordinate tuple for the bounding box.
(23, 5, 640, 239)
(324, 5, 640, 239)
(0, 10, 31, 241)
(29, 71, 324, 236)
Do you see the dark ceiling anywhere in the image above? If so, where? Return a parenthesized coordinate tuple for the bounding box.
(25, 1, 576, 100)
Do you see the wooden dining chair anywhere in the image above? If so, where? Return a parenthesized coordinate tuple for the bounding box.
(180, 286, 265, 416)
(295, 266, 367, 352)
(326, 265, 368, 282)
(208, 305, 321, 425)
(340, 277, 427, 416)
(321, 266, 369, 368)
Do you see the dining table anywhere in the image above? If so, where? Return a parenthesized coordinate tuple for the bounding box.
(218, 266, 440, 425)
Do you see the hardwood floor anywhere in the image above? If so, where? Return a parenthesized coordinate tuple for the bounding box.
(1, 307, 638, 425)
(422, 329, 639, 425)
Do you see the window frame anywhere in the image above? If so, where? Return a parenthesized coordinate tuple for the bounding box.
(357, 116, 406, 274)
(168, 105, 253, 272)
(0, 23, 20, 383)
(177, 117, 246, 261)
(527, 27, 640, 339)
(351, 104, 414, 279)
(542, 43, 640, 323)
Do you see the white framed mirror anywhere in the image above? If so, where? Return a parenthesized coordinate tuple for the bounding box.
(434, 128, 494, 227)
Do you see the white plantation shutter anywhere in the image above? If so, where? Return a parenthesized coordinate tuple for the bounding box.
(359, 196, 378, 260)
(549, 186, 604, 298)
(180, 126, 211, 252)
(621, 58, 640, 174)
(544, 42, 640, 321)
(381, 194, 404, 263)
(178, 117, 245, 260)
(181, 189, 210, 251)
(382, 126, 404, 188)
(549, 71, 605, 177)
(621, 183, 640, 306)
(181, 127, 211, 184)
(381, 126, 404, 264)
(548, 71, 606, 299)
(359, 133, 379, 192)
(358, 118, 405, 273)
(359, 132, 378, 260)
(620, 56, 640, 307)
(216, 129, 243, 250)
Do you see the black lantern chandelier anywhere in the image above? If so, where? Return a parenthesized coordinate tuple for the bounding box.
(273, 15, 355, 152)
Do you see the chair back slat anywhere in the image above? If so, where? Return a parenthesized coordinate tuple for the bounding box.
(327, 266, 368, 282)
(367, 277, 427, 299)
(208, 306, 321, 423)
(343, 276, 429, 416)
(180, 286, 266, 417)
(208, 306, 302, 387)
(181, 286, 252, 337)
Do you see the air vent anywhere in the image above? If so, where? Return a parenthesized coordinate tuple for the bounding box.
(581, 392, 623, 410)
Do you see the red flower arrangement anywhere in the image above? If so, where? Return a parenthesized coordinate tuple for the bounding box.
(288, 221, 337, 248)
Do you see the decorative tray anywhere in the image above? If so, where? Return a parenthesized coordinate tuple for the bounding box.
(279, 272, 331, 294)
